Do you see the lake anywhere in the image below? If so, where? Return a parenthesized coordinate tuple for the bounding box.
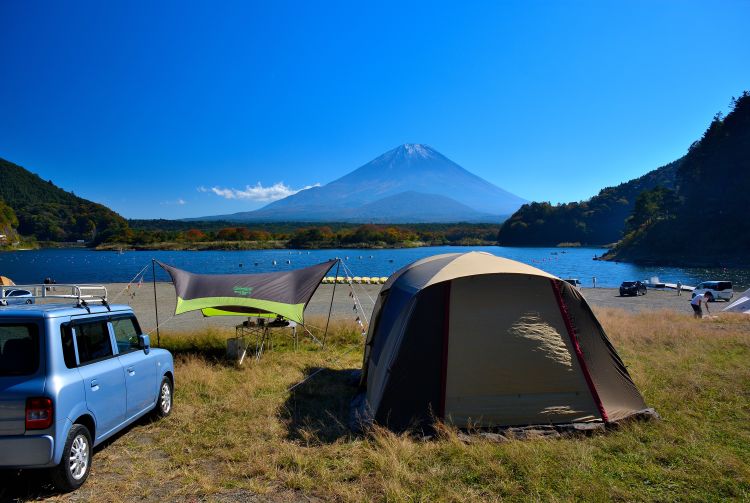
(0, 247, 748, 289)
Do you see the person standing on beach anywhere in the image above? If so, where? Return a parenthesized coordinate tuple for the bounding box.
(592, 276, 597, 288)
(677, 281, 682, 296)
(691, 291, 713, 318)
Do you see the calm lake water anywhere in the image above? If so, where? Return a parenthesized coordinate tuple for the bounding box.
(0, 247, 747, 289)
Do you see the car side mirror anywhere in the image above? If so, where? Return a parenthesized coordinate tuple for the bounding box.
(139, 334, 151, 354)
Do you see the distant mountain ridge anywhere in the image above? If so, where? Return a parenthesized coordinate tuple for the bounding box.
(193, 144, 526, 223)
(497, 158, 681, 246)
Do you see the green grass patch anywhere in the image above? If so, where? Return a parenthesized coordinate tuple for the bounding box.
(38, 312, 750, 501)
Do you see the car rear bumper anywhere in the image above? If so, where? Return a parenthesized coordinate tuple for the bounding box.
(0, 435, 54, 467)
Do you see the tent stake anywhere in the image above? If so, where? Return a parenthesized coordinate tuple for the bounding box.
(322, 259, 340, 348)
(152, 259, 160, 347)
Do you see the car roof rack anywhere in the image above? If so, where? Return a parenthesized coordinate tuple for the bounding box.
(0, 284, 109, 310)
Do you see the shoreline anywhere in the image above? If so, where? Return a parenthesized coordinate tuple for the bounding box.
(597, 253, 749, 269)
(94, 240, 498, 251)
(15, 242, 747, 271)
(103, 284, 715, 335)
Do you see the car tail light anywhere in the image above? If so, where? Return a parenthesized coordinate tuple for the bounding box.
(26, 397, 53, 430)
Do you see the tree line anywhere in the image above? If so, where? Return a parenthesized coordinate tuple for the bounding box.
(114, 222, 502, 248)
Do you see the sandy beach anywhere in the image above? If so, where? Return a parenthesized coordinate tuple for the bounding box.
(102, 282, 709, 334)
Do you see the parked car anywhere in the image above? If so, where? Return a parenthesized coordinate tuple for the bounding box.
(620, 281, 647, 296)
(563, 278, 581, 289)
(0, 288, 34, 305)
(0, 286, 174, 492)
(692, 281, 733, 302)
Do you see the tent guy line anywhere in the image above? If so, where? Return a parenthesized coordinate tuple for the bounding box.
(338, 260, 372, 328)
(340, 259, 376, 306)
(110, 262, 151, 303)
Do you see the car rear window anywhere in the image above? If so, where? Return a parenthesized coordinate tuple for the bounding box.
(0, 324, 39, 376)
(61, 325, 77, 368)
(622, 282, 635, 287)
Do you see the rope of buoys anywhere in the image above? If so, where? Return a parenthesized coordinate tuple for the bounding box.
(322, 275, 389, 284)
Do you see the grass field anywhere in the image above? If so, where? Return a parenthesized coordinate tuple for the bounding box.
(6, 310, 750, 502)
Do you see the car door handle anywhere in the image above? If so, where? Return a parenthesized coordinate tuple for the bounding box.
(90, 380, 100, 391)
(127, 367, 135, 376)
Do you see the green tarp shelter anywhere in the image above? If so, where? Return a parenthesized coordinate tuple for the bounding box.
(158, 260, 337, 324)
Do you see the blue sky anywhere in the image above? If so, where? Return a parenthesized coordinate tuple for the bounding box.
(1, 0, 749, 219)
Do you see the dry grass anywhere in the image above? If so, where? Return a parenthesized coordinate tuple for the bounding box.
(5, 312, 749, 502)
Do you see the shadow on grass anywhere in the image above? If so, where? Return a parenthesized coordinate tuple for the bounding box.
(0, 412, 161, 503)
(166, 346, 228, 361)
(159, 330, 310, 368)
(282, 367, 361, 444)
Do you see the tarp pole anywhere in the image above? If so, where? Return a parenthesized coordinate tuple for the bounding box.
(322, 259, 340, 348)
(152, 259, 160, 347)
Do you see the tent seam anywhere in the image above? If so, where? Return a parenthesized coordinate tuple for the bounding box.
(549, 279, 609, 422)
(439, 281, 451, 419)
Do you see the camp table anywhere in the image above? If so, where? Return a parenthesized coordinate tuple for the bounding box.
(229, 317, 298, 364)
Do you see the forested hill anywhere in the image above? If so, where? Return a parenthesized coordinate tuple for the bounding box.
(605, 92, 750, 266)
(0, 158, 129, 243)
(497, 158, 681, 246)
(0, 198, 19, 244)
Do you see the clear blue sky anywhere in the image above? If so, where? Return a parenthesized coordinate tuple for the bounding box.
(1, 0, 748, 219)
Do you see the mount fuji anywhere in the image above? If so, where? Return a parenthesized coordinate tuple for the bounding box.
(197, 144, 527, 223)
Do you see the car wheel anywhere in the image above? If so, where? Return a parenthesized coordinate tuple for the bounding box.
(25, 299, 32, 304)
(50, 424, 92, 492)
(0, 469, 14, 497)
(153, 376, 173, 418)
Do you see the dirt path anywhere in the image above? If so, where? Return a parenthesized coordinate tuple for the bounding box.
(101, 282, 716, 335)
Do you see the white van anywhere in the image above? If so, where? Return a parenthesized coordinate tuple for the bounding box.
(692, 281, 734, 302)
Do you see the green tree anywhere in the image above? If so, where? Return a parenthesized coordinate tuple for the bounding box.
(625, 186, 678, 233)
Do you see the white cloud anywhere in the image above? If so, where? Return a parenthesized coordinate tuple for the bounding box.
(160, 198, 188, 206)
(203, 182, 320, 202)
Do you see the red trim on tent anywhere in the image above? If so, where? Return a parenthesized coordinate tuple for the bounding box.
(550, 279, 609, 422)
(439, 281, 451, 419)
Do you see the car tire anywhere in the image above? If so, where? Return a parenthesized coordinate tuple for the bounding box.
(25, 299, 32, 304)
(50, 424, 92, 492)
(0, 469, 13, 498)
(153, 376, 173, 419)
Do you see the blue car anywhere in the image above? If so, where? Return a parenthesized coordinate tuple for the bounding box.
(0, 285, 174, 491)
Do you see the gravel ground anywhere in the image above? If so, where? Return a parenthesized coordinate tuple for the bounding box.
(578, 287, 716, 314)
(102, 282, 721, 334)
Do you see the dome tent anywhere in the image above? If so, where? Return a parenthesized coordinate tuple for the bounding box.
(353, 252, 653, 431)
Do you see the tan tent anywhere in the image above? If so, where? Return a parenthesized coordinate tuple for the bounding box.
(0, 276, 15, 286)
(354, 252, 652, 431)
